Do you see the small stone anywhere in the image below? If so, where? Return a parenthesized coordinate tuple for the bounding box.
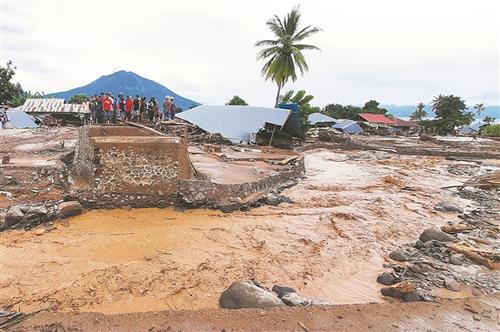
(389, 250, 407, 262)
(444, 278, 461, 292)
(449, 253, 465, 265)
(34, 228, 45, 236)
(5, 205, 24, 224)
(434, 201, 463, 213)
(419, 228, 455, 243)
(377, 272, 397, 285)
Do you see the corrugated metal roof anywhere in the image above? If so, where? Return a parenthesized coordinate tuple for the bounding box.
(6, 110, 38, 128)
(177, 105, 291, 143)
(358, 113, 394, 124)
(19, 98, 89, 114)
(308, 112, 336, 124)
(392, 118, 417, 127)
(333, 120, 363, 134)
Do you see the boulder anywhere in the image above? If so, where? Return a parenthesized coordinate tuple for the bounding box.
(264, 194, 291, 206)
(27, 206, 48, 216)
(219, 281, 284, 309)
(381, 281, 422, 302)
(377, 272, 398, 285)
(272, 285, 297, 298)
(5, 205, 24, 224)
(419, 228, 455, 243)
(389, 250, 407, 262)
(434, 201, 463, 213)
(57, 201, 83, 218)
(309, 299, 331, 306)
(281, 292, 310, 306)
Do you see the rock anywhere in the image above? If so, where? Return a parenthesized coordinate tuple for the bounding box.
(57, 201, 83, 218)
(5, 205, 24, 224)
(219, 281, 284, 309)
(19, 205, 30, 213)
(381, 281, 421, 302)
(377, 272, 398, 285)
(434, 201, 463, 213)
(264, 193, 291, 206)
(281, 292, 310, 306)
(27, 206, 48, 216)
(449, 253, 465, 265)
(419, 228, 455, 243)
(34, 228, 45, 236)
(309, 299, 331, 306)
(272, 285, 297, 298)
(389, 250, 407, 262)
(444, 278, 461, 291)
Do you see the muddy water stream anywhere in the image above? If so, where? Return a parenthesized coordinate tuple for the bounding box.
(0, 149, 469, 314)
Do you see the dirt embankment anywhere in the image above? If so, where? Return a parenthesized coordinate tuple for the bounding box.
(9, 297, 500, 332)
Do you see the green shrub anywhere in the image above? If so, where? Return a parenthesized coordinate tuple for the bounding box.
(481, 124, 500, 137)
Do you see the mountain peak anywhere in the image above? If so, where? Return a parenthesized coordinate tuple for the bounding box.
(50, 71, 199, 110)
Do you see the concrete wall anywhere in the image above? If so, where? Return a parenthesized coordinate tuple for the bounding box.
(73, 126, 193, 194)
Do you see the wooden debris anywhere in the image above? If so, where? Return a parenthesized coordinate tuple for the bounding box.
(448, 243, 496, 269)
(441, 224, 476, 234)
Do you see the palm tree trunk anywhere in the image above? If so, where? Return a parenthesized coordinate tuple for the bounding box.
(274, 82, 282, 108)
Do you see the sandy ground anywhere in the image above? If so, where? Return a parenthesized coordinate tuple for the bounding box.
(0, 148, 480, 314)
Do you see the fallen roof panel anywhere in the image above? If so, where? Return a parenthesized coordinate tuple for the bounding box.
(177, 105, 291, 143)
(6, 109, 38, 128)
(308, 112, 336, 124)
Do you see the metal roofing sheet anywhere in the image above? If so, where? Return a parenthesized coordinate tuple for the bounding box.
(308, 112, 336, 124)
(333, 120, 363, 134)
(358, 113, 394, 124)
(177, 105, 291, 143)
(19, 98, 89, 114)
(6, 109, 38, 128)
(392, 117, 417, 127)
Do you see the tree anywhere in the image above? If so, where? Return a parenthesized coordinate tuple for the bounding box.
(226, 95, 248, 106)
(362, 100, 387, 114)
(255, 7, 321, 107)
(431, 94, 474, 134)
(68, 94, 88, 104)
(11, 90, 44, 107)
(410, 102, 428, 121)
(279, 89, 319, 119)
(0, 60, 24, 106)
(473, 103, 485, 120)
(483, 116, 495, 125)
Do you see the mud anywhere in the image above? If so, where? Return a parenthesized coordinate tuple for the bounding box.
(2, 147, 491, 315)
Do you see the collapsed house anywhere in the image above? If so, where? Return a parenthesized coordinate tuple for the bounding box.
(177, 105, 294, 144)
(18, 98, 89, 125)
(307, 112, 336, 127)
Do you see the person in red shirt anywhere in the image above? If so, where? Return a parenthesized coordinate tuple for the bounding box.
(124, 96, 133, 121)
(102, 94, 113, 124)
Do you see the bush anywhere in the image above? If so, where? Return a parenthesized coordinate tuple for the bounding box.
(481, 124, 500, 137)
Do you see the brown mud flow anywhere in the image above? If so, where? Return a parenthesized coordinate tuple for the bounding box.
(3, 147, 494, 314)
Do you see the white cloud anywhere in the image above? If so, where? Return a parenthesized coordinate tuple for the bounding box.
(2, 0, 499, 106)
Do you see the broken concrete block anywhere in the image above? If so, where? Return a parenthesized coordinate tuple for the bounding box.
(57, 201, 83, 218)
(219, 281, 284, 309)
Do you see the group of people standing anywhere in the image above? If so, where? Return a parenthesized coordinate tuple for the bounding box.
(87, 93, 177, 125)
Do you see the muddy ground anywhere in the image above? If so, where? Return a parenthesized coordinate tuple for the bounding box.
(1, 127, 499, 330)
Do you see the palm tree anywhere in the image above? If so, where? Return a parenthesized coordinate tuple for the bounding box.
(410, 102, 428, 121)
(473, 103, 485, 122)
(255, 7, 321, 107)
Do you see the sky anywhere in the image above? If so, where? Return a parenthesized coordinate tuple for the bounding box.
(1, 0, 499, 107)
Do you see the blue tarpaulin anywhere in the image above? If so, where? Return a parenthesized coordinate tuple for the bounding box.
(6, 109, 38, 128)
(333, 120, 363, 134)
(177, 105, 291, 143)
